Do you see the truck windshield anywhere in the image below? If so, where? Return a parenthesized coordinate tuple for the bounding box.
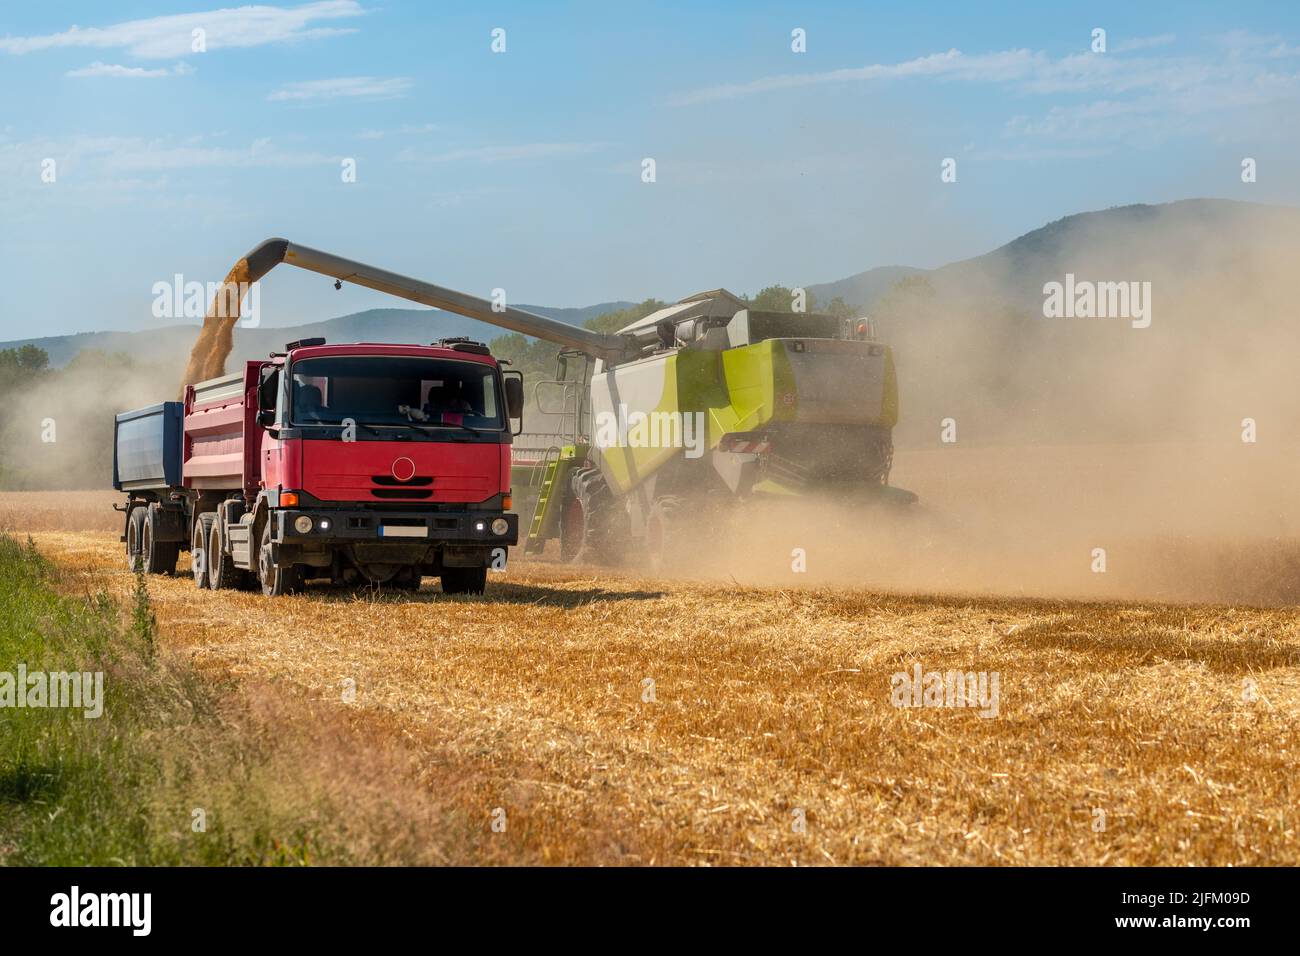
(289, 355, 503, 430)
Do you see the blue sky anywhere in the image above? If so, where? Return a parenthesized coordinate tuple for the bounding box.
(2, 0, 1299, 338)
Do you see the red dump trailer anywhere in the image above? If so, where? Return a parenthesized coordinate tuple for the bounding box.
(113, 337, 523, 595)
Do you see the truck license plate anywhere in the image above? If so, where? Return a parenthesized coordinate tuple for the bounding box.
(379, 525, 427, 538)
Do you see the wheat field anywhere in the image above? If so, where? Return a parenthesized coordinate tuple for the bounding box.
(4, 487, 1298, 865)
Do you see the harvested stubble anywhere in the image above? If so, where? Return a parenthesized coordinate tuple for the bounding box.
(20, 516, 1300, 867)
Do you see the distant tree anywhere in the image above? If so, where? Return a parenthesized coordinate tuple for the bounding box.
(583, 299, 667, 335)
(825, 297, 857, 319)
(0, 344, 50, 374)
(64, 348, 132, 374)
(872, 275, 937, 322)
(747, 285, 817, 313)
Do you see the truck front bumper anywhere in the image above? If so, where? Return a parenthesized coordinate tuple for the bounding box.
(272, 507, 518, 547)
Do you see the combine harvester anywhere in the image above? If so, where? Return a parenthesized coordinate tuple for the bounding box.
(112, 239, 912, 595)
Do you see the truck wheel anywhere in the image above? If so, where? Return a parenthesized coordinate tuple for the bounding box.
(391, 566, 423, 591)
(645, 495, 686, 575)
(144, 506, 179, 575)
(191, 513, 215, 588)
(566, 467, 627, 565)
(440, 566, 486, 595)
(126, 506, 146, 572)
(208, 520, 240, 590)
(258, 521, 301, 597)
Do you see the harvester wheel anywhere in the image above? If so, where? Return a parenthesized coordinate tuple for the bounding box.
(645, 495, 687, 574)
(258, 521, 302, 597)
(208, 520, 240, 590)
(143, 505, 179, 575)
(564, 467, 626, 565)
(440, 566, 486, 595)
(191, 513, 215, 588)
(126, 506, 146, 573)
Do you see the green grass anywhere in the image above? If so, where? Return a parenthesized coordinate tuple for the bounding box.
(0, 534, 377, 865)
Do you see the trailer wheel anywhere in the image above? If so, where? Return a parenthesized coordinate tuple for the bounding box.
(126, 506, 146, 572)
(440, 566, 486, 595)
(258, 521, 301, 597)
(143, 505, 179, 575)
(208, 520, 240, 590)
(645, 495, 686, 575)
(191, 513, 215, 588)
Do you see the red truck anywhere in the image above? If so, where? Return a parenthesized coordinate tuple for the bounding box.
(114, 335, 524, 595)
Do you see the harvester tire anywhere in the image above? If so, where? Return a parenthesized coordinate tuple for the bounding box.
(143, 505, 179, 575)
(441, 566, 486, 595)
(564, 467, 627, 565)
(258, 521, 302, 597)
(208, 520, 240, 590)
(645, 495, 687, 575)
(191, 513, 215, 588)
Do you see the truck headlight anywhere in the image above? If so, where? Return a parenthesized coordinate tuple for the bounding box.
(294, 515, 314, 534)
(491, 518, 509, 536)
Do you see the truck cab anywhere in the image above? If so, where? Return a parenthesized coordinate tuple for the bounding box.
(249, 338, 522, 593)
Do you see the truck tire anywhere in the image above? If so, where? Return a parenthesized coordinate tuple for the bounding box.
(191, 513, 215, 588)
(564, 466, 627, 565)
(144, 505, 179, 575)
(645, 495, 687, 575)
(126, 506, 147, 572)
(391, 566, 422, 591)
(209, 520, 240, 590)
(258, 520, 301, 597)
(440, 566, 486, 595)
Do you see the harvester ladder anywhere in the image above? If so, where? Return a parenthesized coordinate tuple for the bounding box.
(525, 446, 563, 552)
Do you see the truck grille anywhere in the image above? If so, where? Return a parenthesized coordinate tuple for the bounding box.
(370, 474, 433, 499)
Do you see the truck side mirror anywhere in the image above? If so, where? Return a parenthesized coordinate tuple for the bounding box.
(257, 409, 276, 428)
(504, 374, 524, 420)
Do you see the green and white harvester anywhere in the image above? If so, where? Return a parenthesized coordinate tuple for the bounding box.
(509, 289, 916, 567)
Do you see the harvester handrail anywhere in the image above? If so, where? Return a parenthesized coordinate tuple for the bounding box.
(235, 238, 634, 364)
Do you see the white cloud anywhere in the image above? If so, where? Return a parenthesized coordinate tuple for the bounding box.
(672, 39, 1300, 107)
(66, 61, 194, 78)
(0, 134, 337, 181)
(671, 49, 1041, 105)
(0, 0, 363, 58)
(267, 75, 410, 101)
(671, 38, 1300, 147)
(357, 123, 437, 140)
(107, 137, 338, 170)
(1114, 34, 1176, 52)
(396, 142, 602, 164)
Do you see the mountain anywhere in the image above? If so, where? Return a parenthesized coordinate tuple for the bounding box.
(806, 264, 924, 310)
(0, 301, 635, 369)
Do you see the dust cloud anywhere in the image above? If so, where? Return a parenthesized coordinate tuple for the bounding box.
(678, 203, 1300, 606)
